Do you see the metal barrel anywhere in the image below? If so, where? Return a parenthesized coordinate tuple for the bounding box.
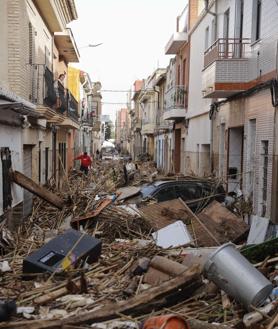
(204, 242, 273, 309)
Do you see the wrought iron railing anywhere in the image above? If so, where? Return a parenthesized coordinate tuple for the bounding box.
(165, 85, 187, 111)
(29, 64, 79, 120)
(204, 38, 250, 68)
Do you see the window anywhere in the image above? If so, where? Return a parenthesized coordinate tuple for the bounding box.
(154, 186, 177, 202)
(182, 59, 186, 86)
(211, 19, 216, 44)
(175, 183, 202, 201)
(205, 26, 209, 50)
(252, 0, 261, 42)
(223, 9, 230, 39)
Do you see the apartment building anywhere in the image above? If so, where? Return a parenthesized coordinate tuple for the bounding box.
(164, 2, 199, 174)
(197, 0, 278, 223)
(115, 108, 129, 153)
(130, 80, 144, 160)
(154, 72, 169, 170)
(0, 0, 79, 220)
(79, 70, 93, 155)
(140, 69, 166, 160)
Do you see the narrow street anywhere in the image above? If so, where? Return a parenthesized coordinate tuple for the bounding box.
(0, 0, 278, 328)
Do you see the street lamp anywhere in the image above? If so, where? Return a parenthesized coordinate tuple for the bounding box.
(79, 43, 103, 49)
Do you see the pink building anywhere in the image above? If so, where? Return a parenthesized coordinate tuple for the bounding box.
(115, 108, 129, 151)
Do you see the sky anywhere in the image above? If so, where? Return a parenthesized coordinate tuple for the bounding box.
(69, 0, 186, 122)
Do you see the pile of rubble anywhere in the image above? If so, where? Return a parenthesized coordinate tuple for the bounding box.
(0, 162, 277, 329)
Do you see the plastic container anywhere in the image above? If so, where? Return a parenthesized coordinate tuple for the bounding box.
(143, 315, 189, 329)
(204, 242, 273, 308)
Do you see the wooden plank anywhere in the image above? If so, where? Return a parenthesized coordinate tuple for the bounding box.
(10, 170, 64, 210)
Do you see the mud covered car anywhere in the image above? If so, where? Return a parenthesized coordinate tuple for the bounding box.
(119, 179, 226, 211)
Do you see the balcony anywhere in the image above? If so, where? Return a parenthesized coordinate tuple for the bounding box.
(202, 38, 250, 98)
(165, 32, 188, 55)
(134, 117, 142, 131)
(165, 5, 188, 55)
(33, 0, 77, 33)
(29, 65, 79, 127)
(54, 28, 80, 63)
(142, 118, 156, 135)
(163, 86, 187, 120)
(81, 112, 102, 132)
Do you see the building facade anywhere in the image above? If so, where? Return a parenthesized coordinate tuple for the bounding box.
(200, 0, 278, 222)
(164, 2, 199, 174)
(0, 0, 80, 220)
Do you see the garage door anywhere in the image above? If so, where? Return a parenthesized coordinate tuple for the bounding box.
(23, 145, 33, 217)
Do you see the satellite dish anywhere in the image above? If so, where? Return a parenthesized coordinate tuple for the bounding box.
(92, 82, 102, 93)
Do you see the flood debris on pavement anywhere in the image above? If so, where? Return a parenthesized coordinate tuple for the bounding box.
(0, 161, 277, 329)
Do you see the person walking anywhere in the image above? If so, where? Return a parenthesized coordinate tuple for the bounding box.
(74, 152, 92, 175)
(96, 149, 100, 160)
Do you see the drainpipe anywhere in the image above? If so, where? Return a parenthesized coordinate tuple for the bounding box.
(205, 0, 218, 173)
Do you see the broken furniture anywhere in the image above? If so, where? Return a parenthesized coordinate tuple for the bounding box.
(23, 229, 101, 275)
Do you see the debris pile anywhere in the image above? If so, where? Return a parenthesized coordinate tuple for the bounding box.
(0, 162, 277, 329)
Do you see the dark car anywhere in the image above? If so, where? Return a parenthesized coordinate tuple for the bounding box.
(123, 179, 225, 211)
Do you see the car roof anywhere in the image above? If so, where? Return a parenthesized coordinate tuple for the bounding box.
(150, 179, 210, 187)
(140, 179, 214, 198)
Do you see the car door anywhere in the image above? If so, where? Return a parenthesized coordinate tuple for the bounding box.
(152, 184, 177, 202)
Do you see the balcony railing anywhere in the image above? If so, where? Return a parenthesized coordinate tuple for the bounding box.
(29, 64, 79, 120)
(67, 91, 79, 120)
(204, 38, 250, 68)
(165, 85, 187, 111)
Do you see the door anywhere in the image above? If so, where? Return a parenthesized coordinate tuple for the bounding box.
(227, 127, 244, 192)
(23, 145, 33, 216)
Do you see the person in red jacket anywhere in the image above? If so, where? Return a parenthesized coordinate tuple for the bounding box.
(74, 152, 92, 175)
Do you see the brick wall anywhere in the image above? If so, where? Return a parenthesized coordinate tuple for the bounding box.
(7, 0, 29, 100)
(213, 88, 275, 219)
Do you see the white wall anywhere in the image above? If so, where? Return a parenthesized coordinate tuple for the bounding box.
(0, 124, 23, 216)
(187, 4, 215, 119)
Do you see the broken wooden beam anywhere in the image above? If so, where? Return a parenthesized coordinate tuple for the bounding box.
(0, 266, 201, 329)
(10, 170, 64, 209)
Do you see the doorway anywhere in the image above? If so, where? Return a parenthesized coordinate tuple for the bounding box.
(227, 127, 244, 192)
